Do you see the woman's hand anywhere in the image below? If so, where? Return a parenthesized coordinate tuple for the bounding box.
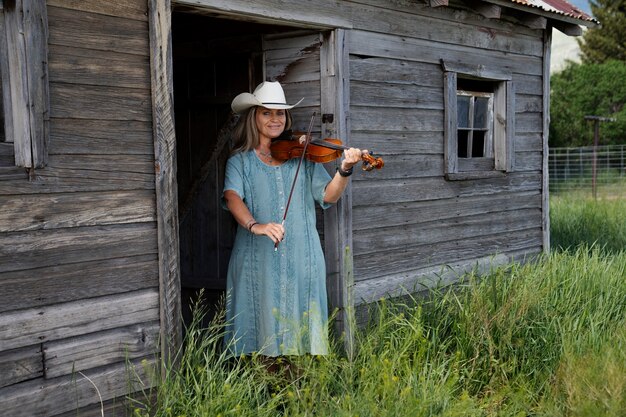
(341, 147, 368, 171)
(251, 222, 285, 244)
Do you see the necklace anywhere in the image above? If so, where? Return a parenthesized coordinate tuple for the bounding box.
(257, 148, 272, 162)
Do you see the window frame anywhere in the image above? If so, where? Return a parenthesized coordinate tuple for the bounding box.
(442, 60, 514, 181)
(0, 0, 50, 172)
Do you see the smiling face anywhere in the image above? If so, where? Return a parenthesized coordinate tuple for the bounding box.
(255, 107, 286, 142)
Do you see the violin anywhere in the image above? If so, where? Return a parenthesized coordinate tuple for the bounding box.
(270, 130, 384, 171)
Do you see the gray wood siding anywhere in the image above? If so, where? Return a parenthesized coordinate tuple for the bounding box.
(345, 1, 546, 301)
(0, 1, 159, 416)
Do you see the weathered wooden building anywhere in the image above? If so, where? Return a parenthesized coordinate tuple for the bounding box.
(0, 0, 595, 415)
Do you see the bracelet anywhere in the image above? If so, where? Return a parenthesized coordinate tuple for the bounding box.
(337, 166, 353, 177)
(248, 222, 258, 232)
(245, 218, 256, 231)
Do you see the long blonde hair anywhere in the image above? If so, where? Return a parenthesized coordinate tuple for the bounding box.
(231, 107, 293, 154)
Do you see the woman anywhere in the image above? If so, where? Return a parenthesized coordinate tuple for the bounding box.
(222, 81, 363, 357)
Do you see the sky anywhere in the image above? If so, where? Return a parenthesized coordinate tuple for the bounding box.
(568, 0, 592, 14)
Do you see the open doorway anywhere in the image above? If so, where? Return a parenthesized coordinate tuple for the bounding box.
(171, 10, 327, 326)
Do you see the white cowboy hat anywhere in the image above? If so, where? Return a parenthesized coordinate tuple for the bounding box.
(231, 81, 303, 114)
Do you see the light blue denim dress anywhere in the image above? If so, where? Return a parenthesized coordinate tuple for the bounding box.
(222, 150, 332, 356)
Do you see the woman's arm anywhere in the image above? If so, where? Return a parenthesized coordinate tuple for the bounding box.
(223, 190, 284, 244)
(323, 147, 364, 204)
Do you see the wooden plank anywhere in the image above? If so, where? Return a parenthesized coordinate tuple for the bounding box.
(47, 6, 150, 56)
(440, 59, 512, 80)
(430, 0, 449, 8)
(45, 154, 155, 175)
(0, 255, 158, 313)
(351, 81, 443, 109)
(354, 228, 542, 281)
(353, 208, 542, 255)
(22, 0, 50, 168)
(515, 133, 542, 152)
(0, 223, 157, 274)
(0, 289, 159, 352)
(49, 83, 152, 122)
(3, 1, 38, 167)
(44, 322, 160, 379)
(351, 106, 443, 132)
(513, 112, 542, 134)
(350, 58, 443, 87)
(542, 27, 551, 252)
(47, 0, 149, 22)
(443, 71, 457, 174)
(0, 8, 15, 147)
(49, 118, 154, 155)
(0, 345, 43, 388)
(516, 94, 542, 113)
(349, 29, 544, 77)
(174, 0, 353, 29)
(352, 171, 542, 205)
(320, 29, 354, 357)
(514, 74, 543, 95)
(350, 0, 542, 37)
(515, 151, 542, 171)
(353, 191, 541, 231)
(0, 166, 28, 181)
(48, 44, 151, 89)
(0, 190, 156, 232)
(553, 21, 583, 36)
(0, 166, 155, 194)
(354, 253, 512, 305)
(351, 131, 443, 155)
(149, 0, 183, 365)
(0, 142, 14, 166)
(351, 153, 442, 180)
(0, 358, 157, 417)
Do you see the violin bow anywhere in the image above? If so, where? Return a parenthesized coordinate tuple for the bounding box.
(274, 112, 317, 251)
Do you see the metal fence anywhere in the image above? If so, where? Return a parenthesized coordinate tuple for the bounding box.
(548, 144, 626, 197)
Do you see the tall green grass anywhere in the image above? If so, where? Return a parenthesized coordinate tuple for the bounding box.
(132, 246, 626, 416)
(550, 194, 626, 253)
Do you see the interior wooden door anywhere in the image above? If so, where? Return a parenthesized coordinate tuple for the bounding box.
(172, 12, 264, 321)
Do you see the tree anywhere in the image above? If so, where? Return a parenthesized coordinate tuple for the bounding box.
(550, 60, 626, 147)
(578, 0, 626, 63)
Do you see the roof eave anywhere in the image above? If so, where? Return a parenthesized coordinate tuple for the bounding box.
(483, 0, 599, 28)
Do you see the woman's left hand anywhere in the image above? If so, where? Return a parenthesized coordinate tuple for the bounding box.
(341, 147, 368, 171)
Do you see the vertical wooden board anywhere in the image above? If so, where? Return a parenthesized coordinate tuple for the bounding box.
(0, 9, 15, 146)
(443, 71, 457, 174)
(4, 0, 33, 167)
(23, 0, 50, 167)
(320, 29, 354, 356)
(149, 0, 183, 364)
(542, 27, 551, 252)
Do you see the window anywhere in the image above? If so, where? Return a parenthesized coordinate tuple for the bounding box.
(443, 61, 514, 180)
(0, 0, 49, 172)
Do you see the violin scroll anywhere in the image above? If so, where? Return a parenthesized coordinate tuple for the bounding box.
(361, 152, 384, 171)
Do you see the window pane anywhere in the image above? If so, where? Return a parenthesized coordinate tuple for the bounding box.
(473, 96, 489, 129)
(457, 95, 470, 128)
(472, 131, 485, 157)
(458, 130, 469, 158)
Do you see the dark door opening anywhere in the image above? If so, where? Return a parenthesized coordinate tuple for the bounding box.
(171, 11, 299, 327)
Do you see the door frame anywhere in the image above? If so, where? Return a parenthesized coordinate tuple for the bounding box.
(148, 0, 354, 362)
